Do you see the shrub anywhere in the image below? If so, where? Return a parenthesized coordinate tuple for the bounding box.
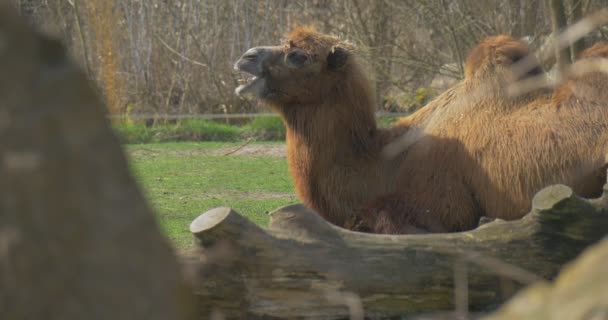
(112, 122, 154, 144)
(377, 116, 398, 128)
(174, 119, 242, 141)
(114, 116, 291, 144)
(244, 116, 286, 141)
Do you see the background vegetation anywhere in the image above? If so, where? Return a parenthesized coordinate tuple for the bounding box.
(114, 117, 285, 143)
(12, 0, 606, 123)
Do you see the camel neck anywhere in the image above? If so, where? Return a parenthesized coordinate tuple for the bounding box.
(281, 104, 378, 158)
(278, 103, 390, 228)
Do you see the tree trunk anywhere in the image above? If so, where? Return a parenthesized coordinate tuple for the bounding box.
(0, 6, 194, 319)
(550, 0, 571, 72)
(569, 0, 585, 60)
(184, 184, 608, 319)
(71, 0, 93, 76)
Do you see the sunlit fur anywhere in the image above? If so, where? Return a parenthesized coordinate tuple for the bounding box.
(244, 29, 608, 233)
(249, 27, 400, 229)
(365, 36, 608, 233)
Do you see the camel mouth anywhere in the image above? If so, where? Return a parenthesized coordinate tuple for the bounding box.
(234, 47, 277, 97)
(235, 72, 265, 97)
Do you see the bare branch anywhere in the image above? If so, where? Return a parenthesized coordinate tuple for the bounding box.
(512, 8, 608, 79)
(509, 57, 608, 96)
(156, 36, 207, 68)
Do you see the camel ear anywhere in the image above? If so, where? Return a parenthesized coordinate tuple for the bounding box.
(327, 46, 348, 70)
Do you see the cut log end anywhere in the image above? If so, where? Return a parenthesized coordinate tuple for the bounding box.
(190, 207, 233, 235)
(268, 204, 341, 243)
(531, 184, 574, 212)
(190, 207, 269, 249)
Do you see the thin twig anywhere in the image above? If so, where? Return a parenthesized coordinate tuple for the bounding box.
(222, 138, 254, 156)
(459, 250, 544, 284)
(508, 58, 608, 96)
(512, 9, 608, 80)
(156, 36, 207, 68)
(324, 290, 364, 320)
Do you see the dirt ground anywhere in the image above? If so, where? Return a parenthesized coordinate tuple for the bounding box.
(128, 143, 287, 158)
(209, 144, 287, 158)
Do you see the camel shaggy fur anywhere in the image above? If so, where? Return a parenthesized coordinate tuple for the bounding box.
(234, 28, 608, 233)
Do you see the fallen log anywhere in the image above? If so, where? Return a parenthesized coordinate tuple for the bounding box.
(184, 184, 608, 319)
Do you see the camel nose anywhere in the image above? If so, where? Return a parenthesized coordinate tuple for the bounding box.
(234, 46, 277, 72)
(234, 48, 262, 71)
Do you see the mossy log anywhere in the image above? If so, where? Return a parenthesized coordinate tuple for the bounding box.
(184, 184, 608, 319)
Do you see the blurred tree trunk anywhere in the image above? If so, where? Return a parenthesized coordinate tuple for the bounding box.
(550, 0, 571, 72)
(569, 0, 585, 59)
(71, 0, 92, 76)
(14, 0, 22, 15)
(0, 6, 195, 319)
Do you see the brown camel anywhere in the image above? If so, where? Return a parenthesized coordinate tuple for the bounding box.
(234, 28, 608, 233)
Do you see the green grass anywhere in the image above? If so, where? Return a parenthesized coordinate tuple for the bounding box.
(114, 117, 286, 144)
(126, 141, 296, 248)
(114, 119, 242, 144)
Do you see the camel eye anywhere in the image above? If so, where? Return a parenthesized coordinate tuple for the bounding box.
(286, 50, 310, 68)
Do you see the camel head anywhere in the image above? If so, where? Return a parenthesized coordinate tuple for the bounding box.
(234, 27, 363, 107)
(464, 35, 543, 83)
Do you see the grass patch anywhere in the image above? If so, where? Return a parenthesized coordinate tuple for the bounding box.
(113, 117, 286, 144)
(126, 141, 296, 248)
(174, 120, 242, 141)
(114, 119, 242, 144)
(243, 116, 286, 140)
(113, 121, 155, 143)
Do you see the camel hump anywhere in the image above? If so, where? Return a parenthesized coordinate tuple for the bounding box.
(465, 35, 542, 80)
(578, 42, 608, 59)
